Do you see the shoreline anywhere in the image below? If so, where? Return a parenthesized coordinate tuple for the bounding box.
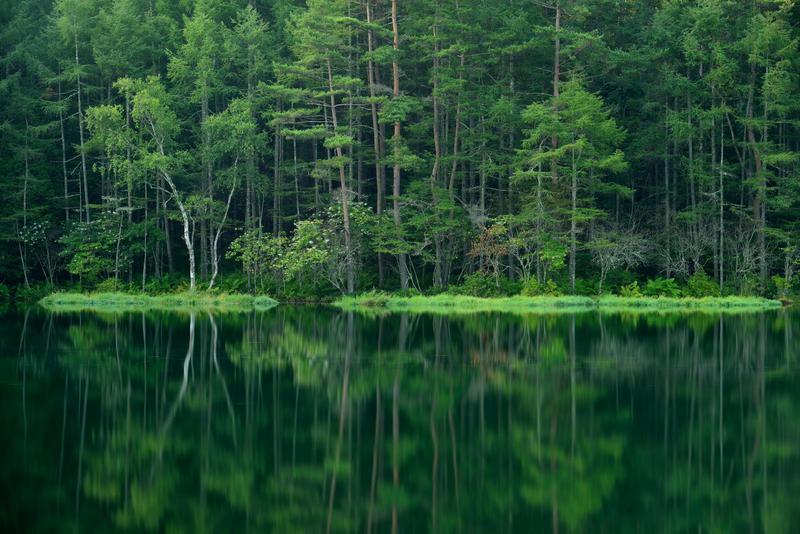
(39, 292, 279, 312)
(35, 291, 787, 314)
(333, 293, 784, 315)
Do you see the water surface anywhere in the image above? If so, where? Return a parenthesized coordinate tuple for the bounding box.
(1, 306, 799, 532)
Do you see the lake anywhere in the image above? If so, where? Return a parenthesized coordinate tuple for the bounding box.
(1, 306, 798, 532)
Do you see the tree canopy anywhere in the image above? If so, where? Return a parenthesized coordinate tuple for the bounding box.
(1, 0, 799, 298)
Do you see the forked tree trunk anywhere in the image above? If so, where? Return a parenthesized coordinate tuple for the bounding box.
(209, 165, 238, 290)
(327, 59, 355, 294)
(151, 131, 196, 290)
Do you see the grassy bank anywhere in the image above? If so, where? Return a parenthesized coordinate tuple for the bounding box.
(334, 292, 783, 315)
(39, 292, 279, 312)
(335, 294, 596, 314)
(595, 295, 783, 313)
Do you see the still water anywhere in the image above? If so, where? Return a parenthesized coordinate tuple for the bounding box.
(1, 306, 799, 532)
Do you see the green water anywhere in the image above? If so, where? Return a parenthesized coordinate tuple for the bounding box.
(1, 306, 799, 533)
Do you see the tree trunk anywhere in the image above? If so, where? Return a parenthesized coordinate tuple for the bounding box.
(430, 22, 444, 287)
(365, 0, 385, 287)
(687, 90, 699, 273)
(200, 87, 212, 281)
(551, 1, 561, 183)
(447, 54, 465, 198)
(327, 59, 355, 294)
(719, 117, 724, 290)
(746, 63, 766, 285)
(74, 32, 90, 222)
(154, 136, 195, 290)
(164, 184, 175, 275)
(209, 165, 238, 290)
(58, 78, 70, 224)
(391, 0, 409, 290)
(125, 95, 133, 226)
(141, 182, 148, 290)
(273, 100, 283, 236)
(664, 99, 670, 277)
(569, 147, 577, 293)
(19, 123, 30, 287)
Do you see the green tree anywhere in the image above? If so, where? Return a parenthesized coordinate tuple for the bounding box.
(518, 79, 627, 292)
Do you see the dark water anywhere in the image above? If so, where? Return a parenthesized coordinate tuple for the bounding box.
(1, 306, 799, 533)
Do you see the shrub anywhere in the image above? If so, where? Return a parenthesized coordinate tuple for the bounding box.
(619, 281, 643, 298)
(686, 269, 720, 297)
(143, 274, 187, 294)
(499, 277, 523, 296)
(452, 272, 501, 297)
(276, 276, 337, 301)
(15, 283, 55, 302)
(737, 274, 761, 297)
(344, 290, 390, 307)
(0, 283, 9, 302)
(520, 279, 539, 296)
(643, 277, 682, 297)
(573, 278, 598, 296)
(603, 269, 636, 294)
(216, 274, 246, 293)
(770, 275, 796, 299)
(95, 278, 126, 293)
(422, 285, 448, 296)
(394, 287, 422, 298)
(521, 278, 560, 297)
(451, 273, 519, 297)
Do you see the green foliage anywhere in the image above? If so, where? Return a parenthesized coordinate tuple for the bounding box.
(737, 275, 762, 297)
(686, 270, 721, 298)
(15, 283, 55, 303)
(336, 290, 390, 308)
(322, 134, 354, 150)
(596, 295, 779, 311)
(1, 0, 799, 298)
(39, 291, 278, 312)
(770, 275, 793, 299)
(521, 278, 561, 297)
(335, 293, 780, 315)
(335, 294, 596, 314)
(143, 273, 186, 294)
(215, 273, 247, 294)
(643, 278, 682, 298)
(95, 278, 126, 293)
(0, 283, 10, 302)
(379, 95, 420, 124)
(619, 281, 643, 298)
(536, 238, 569, 284)
(451, 273, 519, 298)
(226, 230, 288, 293)
(59, 213, 126, 284)
(573, 278, 599, 296)
(589, 230, 647, 292)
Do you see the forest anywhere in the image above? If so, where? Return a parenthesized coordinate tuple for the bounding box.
(1, 0, 799, 301)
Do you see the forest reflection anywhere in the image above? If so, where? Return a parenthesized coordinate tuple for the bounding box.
(3, 306, 799, 533)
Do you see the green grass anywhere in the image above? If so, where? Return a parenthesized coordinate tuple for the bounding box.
(596, 295, 781, 309)
(334, 292, 783, 315)
(39, 292, 279, 312)
(335, 293, 596, 314)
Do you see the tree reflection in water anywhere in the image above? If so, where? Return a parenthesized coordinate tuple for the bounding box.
(2, 306, 799, 532)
